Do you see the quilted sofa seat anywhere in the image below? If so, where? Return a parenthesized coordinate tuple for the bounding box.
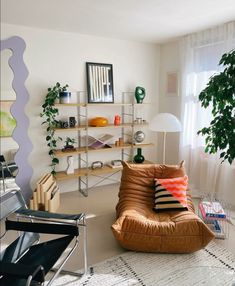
(111, 161, 214, 253)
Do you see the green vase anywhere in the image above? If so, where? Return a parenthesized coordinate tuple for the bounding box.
(134, 148, 145, 163)
(135, 86, 146, 103)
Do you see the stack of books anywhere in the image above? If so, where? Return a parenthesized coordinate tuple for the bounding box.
(199, 201, 227, 239)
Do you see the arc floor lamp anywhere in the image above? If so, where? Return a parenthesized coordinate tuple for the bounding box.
(149, 113, 182, 164)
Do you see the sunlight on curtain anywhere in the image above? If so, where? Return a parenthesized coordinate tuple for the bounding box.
(179, 22, 235, 210)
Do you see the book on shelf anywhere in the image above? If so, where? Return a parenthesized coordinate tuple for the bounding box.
(199, 201, 226, 219)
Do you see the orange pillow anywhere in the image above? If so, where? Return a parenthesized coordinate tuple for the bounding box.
(154, 175, 188, 211)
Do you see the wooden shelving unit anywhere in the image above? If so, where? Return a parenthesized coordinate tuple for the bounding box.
(53, 92, 153, 196)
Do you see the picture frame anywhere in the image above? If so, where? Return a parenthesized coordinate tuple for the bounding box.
(0, 100, 16, 137)
(166, 71, 179, 97)
(86, 62, 114, 103)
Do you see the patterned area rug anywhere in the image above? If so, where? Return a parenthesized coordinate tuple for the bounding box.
(53, 241, 235, 286)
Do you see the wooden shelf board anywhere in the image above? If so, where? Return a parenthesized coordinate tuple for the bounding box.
(55, 103, 86, 107)
(54, 102, 151, 107)
(55, 165, 122, 181)
(54, 122, 148, 132)
(54, 143, 154, 158)
(55, 160, 154, 181)
(54, 126, 86, 132)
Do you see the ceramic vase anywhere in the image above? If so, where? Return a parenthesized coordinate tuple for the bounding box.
(133, 148, 145, 163)
(59, 91, 71, 104)
(66, 156, 74, 174)
(135, 86, 146, 104)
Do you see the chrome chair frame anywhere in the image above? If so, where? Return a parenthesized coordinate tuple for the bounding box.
(0, 189, 88, 286)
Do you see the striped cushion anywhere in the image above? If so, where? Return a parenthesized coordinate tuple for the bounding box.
(154, 176, 188, 211)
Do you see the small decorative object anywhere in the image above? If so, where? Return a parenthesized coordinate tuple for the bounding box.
(62, 137, 76, 152)
(66, 156, 74, 174)
(86, 62, 114, 103)
(134, 131, 145, 143)
(59, 120, 69, 128)
(85, 134, 113, 149)
(133, 148, 145, 163)
(118, 137, 124, 146)
(89, 117, 108, 127)
(69, 116, 76, 127)
(91, 161, 103, 170)
(115, 140, 119, 147)
(59, 91, 71, 104)
(108, 160, 123, 169)
(114, 115, 121, 125)
(135, 86, 146, 103)
(135, 117, 143, 124)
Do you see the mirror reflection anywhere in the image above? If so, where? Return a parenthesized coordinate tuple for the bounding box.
(0, 48, 19, 193)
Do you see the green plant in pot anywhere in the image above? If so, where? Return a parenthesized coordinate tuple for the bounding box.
(197, 49, 235, 164)
(63, 137, 76, 151)
(40, 82, 69, 175)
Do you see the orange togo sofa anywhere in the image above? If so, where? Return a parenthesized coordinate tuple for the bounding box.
(111, 161, 214, 253)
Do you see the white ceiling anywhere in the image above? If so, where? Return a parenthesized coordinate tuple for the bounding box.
(1, 0, 235, 43)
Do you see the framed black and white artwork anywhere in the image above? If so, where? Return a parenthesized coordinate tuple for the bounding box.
(86, 62, 114, 103)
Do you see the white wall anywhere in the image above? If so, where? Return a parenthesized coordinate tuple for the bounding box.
(158, 40, 181, 164)
(1, 24, 160, 194)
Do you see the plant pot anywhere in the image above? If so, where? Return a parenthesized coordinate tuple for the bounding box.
(62, 146, 75, 152)
(59, 91, 71, 104)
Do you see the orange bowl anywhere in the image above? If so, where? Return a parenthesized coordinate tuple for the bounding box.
(89, 117, 108, 127)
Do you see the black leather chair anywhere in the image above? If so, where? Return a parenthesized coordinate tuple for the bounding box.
(0, 189, 88, 286)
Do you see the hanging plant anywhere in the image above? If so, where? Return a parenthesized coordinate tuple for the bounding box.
(40, 82, 69, 175)
(197, 49, 235, 164)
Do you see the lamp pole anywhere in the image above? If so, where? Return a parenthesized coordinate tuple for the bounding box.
(163, 132, 166, 164)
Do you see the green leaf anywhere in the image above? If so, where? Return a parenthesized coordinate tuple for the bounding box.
(197, 49, 235, 165)
(52, 158, 59, 164)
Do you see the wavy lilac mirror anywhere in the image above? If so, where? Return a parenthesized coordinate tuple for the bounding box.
(0, 36, 33, 201)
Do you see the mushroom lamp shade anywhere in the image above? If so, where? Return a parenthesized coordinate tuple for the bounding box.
(149, 113, 182, 164)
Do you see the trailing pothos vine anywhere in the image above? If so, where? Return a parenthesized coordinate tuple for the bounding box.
(197, 49, 235, 164)
(40, 82, 69, 175)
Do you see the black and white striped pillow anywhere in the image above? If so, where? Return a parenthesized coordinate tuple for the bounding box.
(153, 176, 188, 212)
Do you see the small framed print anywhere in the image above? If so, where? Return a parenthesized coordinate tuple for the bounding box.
(0, 100, 16, 137)
(166, 72, 179, 97)
(86, 62, 114, 103)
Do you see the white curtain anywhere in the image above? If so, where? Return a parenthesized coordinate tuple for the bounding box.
(179, 22, 235, 209)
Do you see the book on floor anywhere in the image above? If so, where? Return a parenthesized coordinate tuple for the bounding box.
(204, 219, 226, 239)
(199, 201, 226, 219)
